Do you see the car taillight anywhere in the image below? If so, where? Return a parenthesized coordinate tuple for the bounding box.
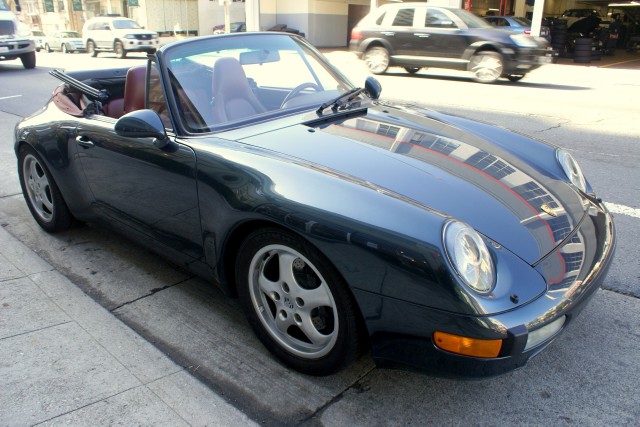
(524, 30, 531, 34)
(351, 27, 362, 41)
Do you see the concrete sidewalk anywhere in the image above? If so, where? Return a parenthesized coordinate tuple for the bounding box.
(0, 225, 254, 426)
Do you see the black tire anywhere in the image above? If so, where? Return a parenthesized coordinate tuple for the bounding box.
(469, 51, 503, 83)
(364, 46, 389, 74)
(87, 40, 98, 57)
(404, 66, 421, 74)
(18, 145, 73, 233)
(236, 228, 362, 375)
(114, 41, 127, 59)
(20, 52, 36, 69)
(45, 43, 51, 53)
(507, 74, 525, 82)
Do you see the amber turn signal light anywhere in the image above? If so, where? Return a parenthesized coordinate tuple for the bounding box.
(433, 331, 502, 358)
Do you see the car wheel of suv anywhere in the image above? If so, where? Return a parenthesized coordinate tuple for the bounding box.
(364, 46, 389, 75)
(20, 52, 36, 69)
(114, 41, 127, 59)
(87, 41, 98, 57)
(507, 74, 524, 82)
(469, 52, 503, 83)
(404, 67, 421, 74)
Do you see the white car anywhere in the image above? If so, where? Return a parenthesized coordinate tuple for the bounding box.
(44, 31, 85, 53)
(82, 16, 159, 58)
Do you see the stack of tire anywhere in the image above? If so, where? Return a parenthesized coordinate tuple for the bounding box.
(573, 37, 593, 63)
(551, 19, 569, 57)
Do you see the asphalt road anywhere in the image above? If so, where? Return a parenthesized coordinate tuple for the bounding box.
(1, 50, 639, 425)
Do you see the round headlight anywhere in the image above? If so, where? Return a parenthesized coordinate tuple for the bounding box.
(556, 149, 587, 193)
(444, 221, 495, 294)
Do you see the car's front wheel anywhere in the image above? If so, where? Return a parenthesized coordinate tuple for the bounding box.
(469, 51, 503, 83)
(364, 46, 390, 75)
(18, 145, 73, 233)
(236, 228, 362, 375)
(87, 40, 98, 57)
(507, 74, 525, 82)
(20, 52, 36, 69)
(114, 41, 127, 59)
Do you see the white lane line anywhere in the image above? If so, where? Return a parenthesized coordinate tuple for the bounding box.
(0, 95, 22, 100)
(605, 202, 640, 219)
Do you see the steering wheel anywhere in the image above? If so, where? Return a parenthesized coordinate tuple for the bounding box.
(281, 82, 321, 108)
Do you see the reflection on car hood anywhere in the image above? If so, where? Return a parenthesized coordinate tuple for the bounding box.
(238, 104, 586, 265)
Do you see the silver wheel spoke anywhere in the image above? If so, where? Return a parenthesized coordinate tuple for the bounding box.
(299, 316, 332, 347)
(298, 284, 332, 310)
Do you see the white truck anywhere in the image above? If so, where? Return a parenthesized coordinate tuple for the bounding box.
(0, 1, 36, 69)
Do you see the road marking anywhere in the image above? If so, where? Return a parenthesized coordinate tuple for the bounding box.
(605, 202, 640, 219)
(601, 59, 640, 68)
(0, 95, 22, 100)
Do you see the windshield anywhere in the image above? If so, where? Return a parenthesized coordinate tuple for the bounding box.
(113, 19, 142, 29)
(61, 31, 81, 38)
(449, 9, 493, 29)
(163, 34, 353, 133)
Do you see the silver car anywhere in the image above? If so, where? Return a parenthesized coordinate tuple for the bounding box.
(45, 31, 86, 53)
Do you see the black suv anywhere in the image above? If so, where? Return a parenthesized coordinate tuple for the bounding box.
(350, 3, 551, 83)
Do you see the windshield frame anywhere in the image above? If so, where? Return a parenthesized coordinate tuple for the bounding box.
(157, 33, 358, 137)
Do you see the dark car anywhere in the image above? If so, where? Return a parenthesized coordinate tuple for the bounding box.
(15, 33, 615, 377)
(484, 16, 551, 41)
(350, 3, 552, 83)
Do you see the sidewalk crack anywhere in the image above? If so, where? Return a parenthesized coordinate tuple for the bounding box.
(110, 276, 194, 312)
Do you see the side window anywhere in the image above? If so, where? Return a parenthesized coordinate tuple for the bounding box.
(425, 9, 457, 28)
(147, 63, 172, 130)
(392, 8, 415, 27)
(375, 12, 386, 25)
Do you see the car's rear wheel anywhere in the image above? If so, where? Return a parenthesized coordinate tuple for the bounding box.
(87, 40, 98, 57)
(469, 52, 503, 83)
(507, 74, 525, 82)
(404, 67, 421, 74)
(236, 228, 362, 375)
(18, 146, 72, 233)
(20, 52, 36, 69)
(114, 41, 127, 59)
(364, 46, 390, 74)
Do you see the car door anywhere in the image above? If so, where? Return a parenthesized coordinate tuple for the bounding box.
(414, 8, 469, 63)
(74, 116, 204, 261)
(376, 6, 418, 58)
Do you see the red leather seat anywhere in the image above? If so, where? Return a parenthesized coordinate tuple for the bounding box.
(104, 65, 147, 118)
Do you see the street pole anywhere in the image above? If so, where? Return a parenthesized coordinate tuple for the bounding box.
(224, 0, 230, 34)
(530, 0, 545, 38)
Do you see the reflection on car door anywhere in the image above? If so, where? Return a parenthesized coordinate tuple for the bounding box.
(75, 117, 204, 261)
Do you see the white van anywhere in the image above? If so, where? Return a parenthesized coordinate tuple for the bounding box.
(82, 15, 159, 58)
(0, 8, 36, 68)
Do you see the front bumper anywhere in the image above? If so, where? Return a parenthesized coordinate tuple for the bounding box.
(124, 39, 159, 52)
(362, 198, 615, 377)
(0, 39, 35, 60)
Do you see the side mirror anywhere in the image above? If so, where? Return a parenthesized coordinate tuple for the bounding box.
(364, 76, 382, 100)
(115, 109, 170, 148)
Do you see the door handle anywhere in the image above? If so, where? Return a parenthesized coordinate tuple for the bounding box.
(414, 33, 430, 38)
(76, 135, 94, 148)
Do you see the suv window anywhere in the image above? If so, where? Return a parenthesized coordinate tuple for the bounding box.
(425, 9, 457, 28)
(375, 12, 386, 26)
(392, 9, 415, 27)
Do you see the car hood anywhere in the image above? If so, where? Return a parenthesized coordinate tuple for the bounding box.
(237, 104, 586, 265)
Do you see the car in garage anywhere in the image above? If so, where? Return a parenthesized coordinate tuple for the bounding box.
(484, 16, 551, 41)
(15, 32, 615, 377)
(350, 2, 552, 83)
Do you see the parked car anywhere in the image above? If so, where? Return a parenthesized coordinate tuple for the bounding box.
(44, 31, 86, 53)
(82, 15, 159, 58)
(484, 16, 551, 41)
(212, 21, 246, 34)
(558, 9, 606, 28)
(350, 3, 552, 83)
(30, 29, 46, 52)
(15, 32, 615, 377)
